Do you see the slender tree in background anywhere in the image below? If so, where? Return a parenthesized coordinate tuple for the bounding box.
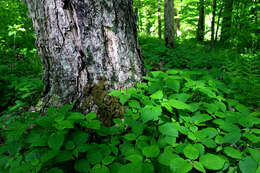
(221, 0, 234, 42)
(158, 0, 162, 40)
(25, 0, 145, 124)
(196, 0, 205, 41)
(164, 0, 175, 48)
(211, 0, 217, 48)
(215, 5, 224, 42)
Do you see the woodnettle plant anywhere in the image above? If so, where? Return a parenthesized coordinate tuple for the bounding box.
(0, 69, 259, 173)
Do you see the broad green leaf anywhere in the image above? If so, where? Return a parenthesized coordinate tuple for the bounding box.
(7, 141, 21, 155)
(109, 90, 122, 97)
(91, 165, 110, 173)
(170, 93, 191, 102)
(158, 151, 179, 166)
(224, 131, 241, 144)
(192, 113, 212, 124)
(142, 145, 160, 158)
(215, 135, 224, 145)
(239, 156, 257, 173)
(150, 90, 163, 99)
(170, 157, 193, 173)
(85, 120, 100, 130)
(193, 144, 205, 156)
(200, 128, 218, 138)
(200, 154, 225, 170)
(128, 100, 141, 109)
(102, 156, 115, 165)
(124, 133, 137, 141)
(141, 105, 162, 123)
(249, 148, 260, 164)
(48, 132, 65, 150)
(183, 144, 199, 160)
(244, 133, 260, 143)
(120, 94, 131, 105)
(55, 120, 74, 130)
(74, 159, 90, 172)
(199, 87, 216, 98)
(86, 113, 97, 120)
(41, 150, 59, 162)
(87, 150, 103, 164)
(256, 167, 260, 173)
(166, 78, 180, 92)
(68, 112, 85, 120)
(224, 147, 242, 159)
(167, 69, 179, 74)
(159, 123, 179, 137)
(125, 154, 143, 163)
(200, 138, 217, 148)
(193, 161, 206, 173)
(118, 162, 142, 173)
(55, 150, 72, 162)
(168, 99, 191, 110)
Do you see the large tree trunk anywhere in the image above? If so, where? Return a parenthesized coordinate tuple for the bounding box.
(158, 0, 162, 40)
(164, 0, 175, 48)
(25, 0, 145, 125)
(220, 0, 234, 42)
(196, 0, 205, 41)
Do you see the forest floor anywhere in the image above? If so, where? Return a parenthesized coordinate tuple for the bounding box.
(139, 35, 260, 110)
(1, 34, 260, 173)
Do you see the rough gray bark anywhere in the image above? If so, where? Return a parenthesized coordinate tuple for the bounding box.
(25, 0, 145, 124)
(164, 0, 175, 48)
(197, 0, 205, 41)
(158, 0, 162, 40)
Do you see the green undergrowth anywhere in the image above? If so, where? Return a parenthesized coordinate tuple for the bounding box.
(0, 1, 43, 113)
(139, 35, 260, 108)
(1, 69, 260, 173)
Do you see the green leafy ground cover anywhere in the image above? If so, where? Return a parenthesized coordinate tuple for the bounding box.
(1, 68, 260, 173)
(1, 1, 260, 173)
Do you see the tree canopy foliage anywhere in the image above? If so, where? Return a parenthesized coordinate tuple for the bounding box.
(0, 0, 259, 173)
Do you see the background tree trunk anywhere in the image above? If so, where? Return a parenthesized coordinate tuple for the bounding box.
(215, 5, 224, 42)
(25, 0, 145, 125)
(164, 0, 175, 48)
(197, 0, 205, 41)
(220, 0, 234, 42)
(158, 0, 162, 40)
(211, 0, 217, 48)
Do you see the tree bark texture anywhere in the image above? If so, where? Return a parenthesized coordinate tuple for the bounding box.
(164, 0, 175, 48)
(158, 0, 162, 40)
(196, 0, 205, 41)
(211, 0, 217, 48)
(25, 0, 145, 124)
(221, 0, 234, 42)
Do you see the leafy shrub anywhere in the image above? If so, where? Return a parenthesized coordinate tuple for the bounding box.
(1, 69, 259, 173)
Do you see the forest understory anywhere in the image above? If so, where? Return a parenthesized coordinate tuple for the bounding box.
(0, 0, 260, 173)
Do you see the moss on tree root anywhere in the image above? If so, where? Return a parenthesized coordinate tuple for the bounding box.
(79, 77, 124, 126)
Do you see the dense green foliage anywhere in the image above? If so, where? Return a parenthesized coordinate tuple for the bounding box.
(0, 0, 42, 112)
(1, 69, 260, 172)
(0, 0, 259, 173)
